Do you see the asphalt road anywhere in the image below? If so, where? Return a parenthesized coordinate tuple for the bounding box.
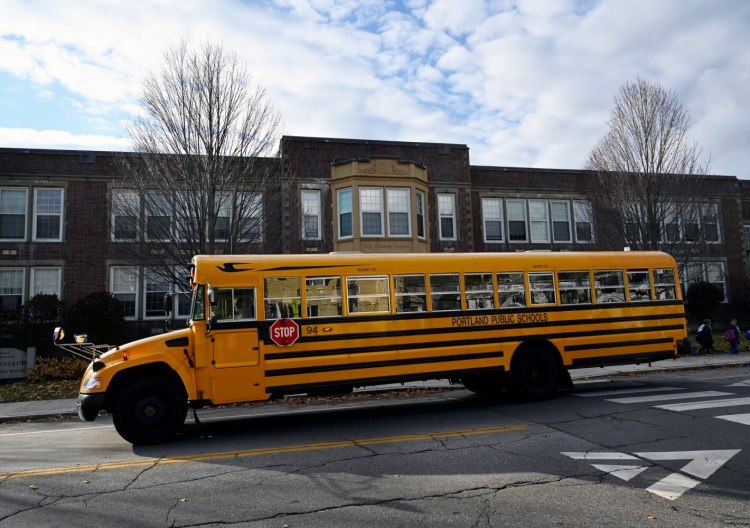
(1, 366, 749, 528)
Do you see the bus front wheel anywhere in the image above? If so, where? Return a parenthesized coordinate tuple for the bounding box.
(112, 376, 188, 445)
(510, 348, 560, 401)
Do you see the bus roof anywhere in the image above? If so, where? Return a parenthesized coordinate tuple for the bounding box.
(191, 251, 677, 285)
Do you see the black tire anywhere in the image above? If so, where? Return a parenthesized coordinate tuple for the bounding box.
(510, 348, 561, 401)
(112, 376, 187, 445)
(461, 372, 507, 398)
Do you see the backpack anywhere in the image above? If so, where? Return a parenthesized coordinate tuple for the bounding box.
(724, 327, 736, 341)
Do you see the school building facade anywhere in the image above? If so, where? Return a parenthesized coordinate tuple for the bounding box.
(0, 135, 748, 340)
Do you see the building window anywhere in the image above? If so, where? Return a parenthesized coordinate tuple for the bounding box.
(31, 267, 62, 298)
(702, 203, 720, 242)
(360, 187, 384, 236)
(301, 190, 321, 240)
(529, 199, 549, 243)
(145, 191, 171, 241)
(144, 269, 170, 319)
(416, 191, 426, 238)
(0, 188, 27, 241)
(111, 189, 139, 241)
(482, 198, 504, 243)
(338, 188, 353, 239)
(214, 193, 232, 241)
(387, 188, 410, 236)
(623, 203, 642, 243)
(239, 192, 263, 242)
(551, 201, 572, 242)
(507, 199, 527, 242)
(111, 266, 138, 319)
(0, 268, 24, 312)
(33, 188, 63, 241)
(684, 261, 727, 303)
(574, 200, 594, 243)
(438, 193, 456, 240)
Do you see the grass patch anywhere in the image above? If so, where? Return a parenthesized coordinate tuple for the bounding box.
(0, 379, 80, 403)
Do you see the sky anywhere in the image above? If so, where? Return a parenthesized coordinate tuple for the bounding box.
(0, 0, 748, 178)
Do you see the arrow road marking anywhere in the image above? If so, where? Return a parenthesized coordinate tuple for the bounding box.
(717, 413, 750, 425)
(562, 449, 741, 500)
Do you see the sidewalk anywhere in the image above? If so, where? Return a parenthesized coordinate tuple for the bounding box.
(2, 352, 749, 422)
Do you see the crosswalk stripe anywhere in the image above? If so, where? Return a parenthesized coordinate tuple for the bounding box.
(716, 413, 750, 425)
(607, 391, 732, 404)
(656, 397, 750, 412)
(573, 386, 685, 398)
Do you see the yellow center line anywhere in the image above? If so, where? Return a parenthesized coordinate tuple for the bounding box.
(0, 424, 527, 480)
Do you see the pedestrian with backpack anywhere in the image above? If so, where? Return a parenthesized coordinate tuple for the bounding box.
(696, 319, 714, 354)
(725, 319, 741, 355)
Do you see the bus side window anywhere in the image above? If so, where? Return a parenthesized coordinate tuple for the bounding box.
(264, 277, 301, 319)
(497, 272, 526, 308)
(430, 274, 461, 311)
(627, 269, 652, 302)
(594, 270, 625, 303)
(213, 288, 256, 321)
(306, 276, 342, 317)
(394, 274, 426, 313)
(653, 268, 677, 300)
(529, 272, 556, 305)
(465, 273, 494, 310)
(346, 276, 390, 314)
(558, 271, 592, 305)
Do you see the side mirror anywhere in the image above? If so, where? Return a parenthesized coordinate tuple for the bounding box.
(53, 326, 65, 343)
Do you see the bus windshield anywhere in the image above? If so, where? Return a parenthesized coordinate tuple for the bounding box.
(190, 284, 206, 321)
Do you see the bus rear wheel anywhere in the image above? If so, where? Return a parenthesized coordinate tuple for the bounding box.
(510, 348, 560, 401)
(112, 376, 187, 445)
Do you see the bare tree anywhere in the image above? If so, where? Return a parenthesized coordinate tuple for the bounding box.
(113, 41, 285, 286)
(584, 77, 715, 273)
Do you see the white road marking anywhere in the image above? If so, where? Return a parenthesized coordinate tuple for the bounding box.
(607, 391, 732, 404)
(573, 386, 685, 398)
(591, 464, 649, 481)
(716, 413, 750, 425)
(655, 397, 750, 412)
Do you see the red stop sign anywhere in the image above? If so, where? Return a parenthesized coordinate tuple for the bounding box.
(269, 318, 300, 347)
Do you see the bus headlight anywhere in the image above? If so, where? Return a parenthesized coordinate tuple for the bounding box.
(82, 376, 103, 391)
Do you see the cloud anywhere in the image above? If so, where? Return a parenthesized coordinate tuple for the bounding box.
(0, 0, 748, 178)
(0, 127, 131, 151)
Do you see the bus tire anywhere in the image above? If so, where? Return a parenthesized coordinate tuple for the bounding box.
(510, 348, 560, 401)
(112, 376, 187, 445)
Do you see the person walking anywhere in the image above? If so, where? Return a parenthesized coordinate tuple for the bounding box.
(696, 318, 714, 354)
(725, 319, 741, 355)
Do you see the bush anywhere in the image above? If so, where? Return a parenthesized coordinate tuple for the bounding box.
(26, 356, 88, 383)
(66, 291, 125, 345)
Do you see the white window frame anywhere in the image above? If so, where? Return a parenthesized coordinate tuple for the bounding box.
(301, 189, 322, 240)
(482, 198, 504, 243)
(239, 192, 264, 242)
(143, 268, 171, 320)
(438, 193, 456, 241)
(145, 191, 172, 242)
(416, 190, 426, 239)
(213, 192, 232, 242)
(30, 267, 62, 298)
(32, 188, 64, 242)
(574, 200, 594, 243)
(111, 189, 140, 241)
(551, 200, 572, 243)
(360, 187, 384, 237)
(0, 187, 28, 241)
(529, 199, 549, 243)
(387, 188, 411, 237)
(338, 188, 353, 239)
(110, 266, 139, 320)
(507, 199, 528, 243)
(0, 268, 25, 312)
(701, 202, 721, 243)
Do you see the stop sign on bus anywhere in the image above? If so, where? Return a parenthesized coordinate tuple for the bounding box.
(269, 318, 300, 346)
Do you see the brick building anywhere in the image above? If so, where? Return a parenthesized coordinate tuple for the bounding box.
(1, 135, 747, 341)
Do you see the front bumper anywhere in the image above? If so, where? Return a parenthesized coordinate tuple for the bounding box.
(77, 393, 105, 421)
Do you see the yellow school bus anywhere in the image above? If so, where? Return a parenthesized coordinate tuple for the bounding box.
(56, 251, 686, 444)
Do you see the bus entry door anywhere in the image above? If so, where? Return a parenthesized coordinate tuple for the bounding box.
(210, 328, 265, 403)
